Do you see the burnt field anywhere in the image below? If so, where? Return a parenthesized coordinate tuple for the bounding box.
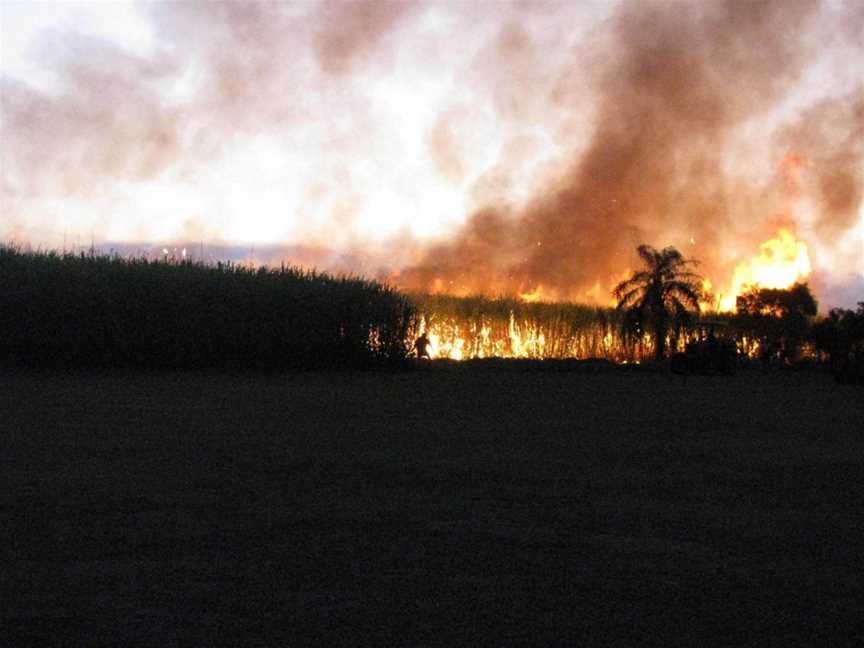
(3, 364, 863, 646)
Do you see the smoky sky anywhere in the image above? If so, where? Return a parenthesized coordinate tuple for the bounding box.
(396, 0, 864, 305)
(1, 0, 862, 307)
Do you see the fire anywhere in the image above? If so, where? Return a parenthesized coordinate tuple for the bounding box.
(584, 281, 604, 303)
(412, 228, 814, 359)
(519, 285, 545, 303)
(718, 228, 811, 311)
(698, 279, 713, 312)
(586, 270, 628, 307)
(508, 312, 546, 357)
(419, 313, 553, 360)
(428, 331, 465, 360)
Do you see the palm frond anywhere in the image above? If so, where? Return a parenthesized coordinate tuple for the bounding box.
(614, 243, 704, 360)
(636, 245, 660, 269)
(615, 286, 644, 310)
(614, 271, 652, 294)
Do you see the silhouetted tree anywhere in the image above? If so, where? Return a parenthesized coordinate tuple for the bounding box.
(614, 245, 702, 362)
(812, 301, 864, 383)
(812, 308, 849, 360)
(735, 282, 817, 363)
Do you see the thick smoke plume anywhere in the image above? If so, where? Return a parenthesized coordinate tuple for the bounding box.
(396, 0, 863, 304)
(1, 1, 418, 243)
(1, 0, 862, 306)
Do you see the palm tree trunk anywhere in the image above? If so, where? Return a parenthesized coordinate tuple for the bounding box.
(654, 318, 667, 362)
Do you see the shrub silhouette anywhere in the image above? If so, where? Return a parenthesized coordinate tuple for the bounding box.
(812, 301, 864, 383)
(734, 282, 817, 364)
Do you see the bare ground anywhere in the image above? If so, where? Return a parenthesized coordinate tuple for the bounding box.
(2, 364, 863, 647)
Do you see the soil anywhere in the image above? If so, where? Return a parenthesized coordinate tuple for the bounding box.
(3, 364, 862, 646)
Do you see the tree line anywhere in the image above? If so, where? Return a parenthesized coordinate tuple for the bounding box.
(0, 243, 860, 378)
(612, 244, 863, 382)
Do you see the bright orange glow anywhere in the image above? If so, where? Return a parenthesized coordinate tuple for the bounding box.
(428, 330, 465, 360)
(519, 285, 545, 303)
(508, 312, 546, 357)
(717, 228, 811, 311)
(587, 270, 627, 307)
(420, 313, 558, 360)
(584, 281, 603, 303)
(698, 278, 713, 312)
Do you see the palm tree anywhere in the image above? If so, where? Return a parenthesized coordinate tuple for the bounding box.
(613, 245, 702, 362)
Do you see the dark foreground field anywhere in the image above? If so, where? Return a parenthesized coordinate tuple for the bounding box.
(3, 364, 863, 647)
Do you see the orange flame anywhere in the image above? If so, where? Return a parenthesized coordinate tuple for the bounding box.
(718, 228, 811, 311)
(519, 285, 545, 303)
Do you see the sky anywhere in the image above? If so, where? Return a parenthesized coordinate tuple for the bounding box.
(1, 0, 863, 309)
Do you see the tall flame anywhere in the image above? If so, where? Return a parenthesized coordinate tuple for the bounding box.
(718, 228, 811, 311)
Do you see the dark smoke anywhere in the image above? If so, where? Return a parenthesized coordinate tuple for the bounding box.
(778, 91, 864, 239)
(2, 0, 861, 307)
(396, 0, 861, 304)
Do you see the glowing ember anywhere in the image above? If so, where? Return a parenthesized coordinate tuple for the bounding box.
(718, 229, 812, 311)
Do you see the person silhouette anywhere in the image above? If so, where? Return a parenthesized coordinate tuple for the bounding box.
(415, 333, 431, 359)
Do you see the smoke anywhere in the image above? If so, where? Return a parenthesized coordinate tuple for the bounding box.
(1, 0, 862, 306)
(778, 91, 864, 238)
(396, 0, 864, 303)
(2, 33, 181, 196)
(1, 2, 418, 240)
(314, 1, 416, 75)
